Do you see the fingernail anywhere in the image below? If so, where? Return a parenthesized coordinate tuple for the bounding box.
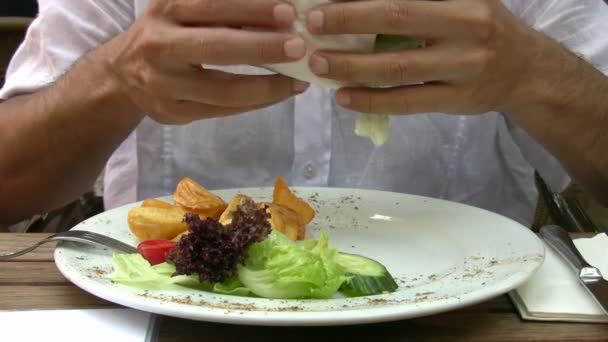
(273, 3, 295, 26)
(284, 37, 306, 59)
(307, 10, 324, 33)
(336, 91, 351, 106)
(293, 80, 310, 93)
(309, 54, 328, 75)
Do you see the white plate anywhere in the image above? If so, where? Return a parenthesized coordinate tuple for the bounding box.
(55, 187, 545, 326)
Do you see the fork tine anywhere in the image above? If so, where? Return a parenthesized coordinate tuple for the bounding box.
(68, 232, 134, 252)
(72, 232, 137, 253)
(77, 232, 137, 253)
(55, 230, 138, 254)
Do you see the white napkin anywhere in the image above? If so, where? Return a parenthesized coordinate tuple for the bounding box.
(0, 309, 158, 341)
(510, 233, 608, 323)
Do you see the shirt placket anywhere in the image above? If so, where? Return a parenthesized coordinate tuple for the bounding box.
(292, 86, 332, 186)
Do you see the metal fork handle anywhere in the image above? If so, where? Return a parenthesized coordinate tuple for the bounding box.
(0, 233, 137, 260)
(56, 235, 137, 254)
(59, 231, 137, 253)
(0, 238, 53, 260)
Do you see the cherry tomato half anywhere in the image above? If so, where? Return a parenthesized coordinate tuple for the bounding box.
(137, 240, 177, 265)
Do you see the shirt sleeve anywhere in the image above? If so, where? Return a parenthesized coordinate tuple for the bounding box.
(505, 0, 608, 192)
(0, 0, 134, 100)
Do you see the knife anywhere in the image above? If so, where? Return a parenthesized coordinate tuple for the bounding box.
(540, 225, 608, 314)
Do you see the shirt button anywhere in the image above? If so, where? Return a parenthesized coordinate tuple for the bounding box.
(303, 163, 316, 179)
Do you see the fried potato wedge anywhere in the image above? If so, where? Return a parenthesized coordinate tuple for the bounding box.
(219, 194, 252, 226)
(128, 206, 189, 241)
(171, 230, 189, 242)
(173, 177, 227, 218)
(150, 176, 315, 242)
(266, 203, 305, 241)
(141, 198, 175, 209)
(273, 176, 315, 225)
(217, 194, 304, 241)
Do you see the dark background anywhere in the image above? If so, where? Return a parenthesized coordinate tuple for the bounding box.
(0, 2, 38, 17)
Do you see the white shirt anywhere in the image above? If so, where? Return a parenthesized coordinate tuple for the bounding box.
(2, 0, 608, 227)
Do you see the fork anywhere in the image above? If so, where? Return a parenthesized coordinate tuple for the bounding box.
(0, 230, 137, 260)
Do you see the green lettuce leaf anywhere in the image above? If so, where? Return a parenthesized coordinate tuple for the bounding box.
(354, 35, 426, 147)
(108, 253, 173, 289)
(109, 254, 249, 295)
(212, 277, 251, 296)
(238, 230, 349, 299)
(374, 35, 425, 52)
(109, 230, 349, 299)
(354, 114, 391, 147)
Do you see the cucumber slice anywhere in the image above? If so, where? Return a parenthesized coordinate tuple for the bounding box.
(336, 253, 398, 297)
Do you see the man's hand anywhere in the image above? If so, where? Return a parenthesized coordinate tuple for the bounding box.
(0, 0, 311, 222)
(305, 0, 608, 205)
(103, 0, 309, 124)
(304, 0, 540, 115)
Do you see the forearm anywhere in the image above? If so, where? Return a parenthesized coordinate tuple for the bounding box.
(0, 45, 143, 223)
(0, 0, 306, 224)
(506, 31, 608, 205)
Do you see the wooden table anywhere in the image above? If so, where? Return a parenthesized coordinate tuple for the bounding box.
(2, 233, 607, 341)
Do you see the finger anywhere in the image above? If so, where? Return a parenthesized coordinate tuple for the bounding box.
(152, 0, 297, 28)
(310, 45, 485, 85)
(306, 0, 480, 39)
(168, 27, 306, 65)
(335, 84, 460, 115)
(164, 68, 309, 107)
